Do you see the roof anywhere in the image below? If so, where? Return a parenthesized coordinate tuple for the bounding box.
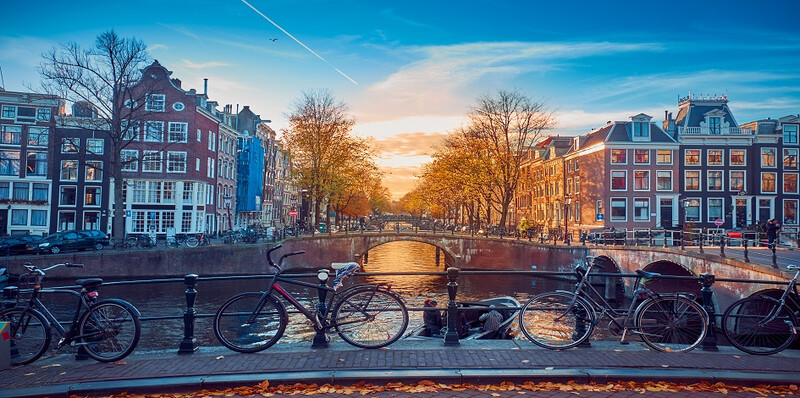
(675, 104, 737, 128)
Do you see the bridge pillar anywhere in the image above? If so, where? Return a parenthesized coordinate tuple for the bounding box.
(364, 250, 369, 264)
(435, 247, 441, 267)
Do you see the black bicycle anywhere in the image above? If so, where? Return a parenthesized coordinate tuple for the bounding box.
(0, 262, 141, 365)
(213, 245, 409, 352)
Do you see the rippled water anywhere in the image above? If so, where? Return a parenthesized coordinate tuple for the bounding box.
(34, 241, 570, 351)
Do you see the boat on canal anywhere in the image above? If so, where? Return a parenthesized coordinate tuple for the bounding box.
(405, 296, 520, 340)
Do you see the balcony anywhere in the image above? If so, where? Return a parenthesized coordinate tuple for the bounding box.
(679, 126, 753, 135)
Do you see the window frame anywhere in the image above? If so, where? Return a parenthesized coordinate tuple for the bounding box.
(783, 124, 798, 145)
(730, 149, 746, 166)
(167, 151, 187, 173)
(761, 172, 777, 194)
(168, 122, 189, 143)
(121, 149, 139, 172)
(707, 170, 724, 191)
(784, 148, 798, 170)
(610, 149, 627, 165)
(85, 160, 102, 181)
(633, 149, 649, 165)
(784, 172, 799, 194)
(684, 149, 701, 166)
(86, 138, 104, 155)
(784, 199, 799, 225)
(656, 149, 672, 165)
(656, 170, 672, 191)
(684, 170, 701, 191)
(84, 186, 102, 207)
(59, 185, 78, 207)
(144, 121, 164, 142)
(729, 170, 746, 192)
(633, 170, 650, 191)
(142, 150, 163, 173)
(762, 147, 777, 168)
(633, 197, 650, 222)
(60, 160, 78, 181)
(145, 94, 166, 112)
(610, 170, 627, 191)
(685, 198, 701, 223)
(707, 198, 724, 223)
(707, 149, 724, 166)
(610, 197, 627, 222)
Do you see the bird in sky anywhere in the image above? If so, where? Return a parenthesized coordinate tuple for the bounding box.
(270, 38, 277, 42)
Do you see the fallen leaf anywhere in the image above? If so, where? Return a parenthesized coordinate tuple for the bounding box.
(113, 361, 127, 365)
(23, 373, 35, 376)
(216, 356, 225, 360)
(544, 367, 554, 370)
(41, 364, 61, 368)
(733, 355, 740, 359)
(59, 372, 66, 375)
(521, 360, 530, 363)
(661, 365, 669, 368)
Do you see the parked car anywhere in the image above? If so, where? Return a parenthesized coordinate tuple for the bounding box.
(0, 235, 43, 255)
(26, 230, 110, 254)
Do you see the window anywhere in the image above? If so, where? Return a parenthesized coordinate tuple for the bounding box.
(708, 198, 723, 222)
(0, 150, 19, 176)
(708, 117, 721, 134)
(32, 183, 47, 201)
(784, 149, 798, 169)
(656, 150, 672, 164)
(195, 158, 200, 171)
(26, 151, 47, 176)
(762, 172, 777, 193)
(143, 151, 162, 172)
(784, 200, 799, 225)
(707, 170, 723, 191)
(144, 121, 164, 142)
(730, 149, 746, 166)
(611, 149, 626, 164)
(574, 201, 580, 222)
(31, 210, 47, 226)
(685, 198, 700, 222)
(707, 150, 723, 165)
(759, 199, 773, 222)
(685, 170, 700, 191)
(28, 127, 48, 146)
(85, 161, 102, 181)
(566, 178, 572, 194)
(61, 138, 79, 153)
(83, 212, 100, 230)
(730, 171, 745, 192)
(60, 186, 77, 205)
(634, 170, 649, 191)
(610, 198, 626, 221)
(145, 94, 166, 112)
(784, 124, 798, 144)
(163, 182, 175, 204)
(762, 148, 777, 167)
(575, 159, 579, 170)
(85, 186, 101, 206)
(131, 211, 145, 233)
(633, 122, 649, 139)
(148, 181, 162, 203)
(574, 177, 580, 193)
(684, 149, 700, 166)
(1, 106, 15, 119)
(197, 129, 202, 142)
(182, 212, 192, 232)
(784, 173, 799, 194)
(167, 151, 187, 173)
(168, 122, 188, 143)
(183, 182, 194, 204)
(633, 198, 649, 221)
(208, 131, 214, 151)
(58, 211, 76, 231)
(13, 182, 28, 201)
(611, 171, 626, 190)
(60, 160, 78, 181)
(131, 181, 146, 203)
(1, 125, 22, 144)
(11, 209, 27, 226)
(0, 182, 8, 199)
(87, 138, 104, 154)
(121, 120, 139, 141)
(121, 150, 138, 171)
(634, 149, 649, 164)
(37, 108, 51, 122)
(656, 171, 672, 191)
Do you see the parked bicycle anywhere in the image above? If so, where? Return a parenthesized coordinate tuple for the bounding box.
(222, 231, 239, 245)
(185, 233, 209, 248)
(0, 262, 141, 365)
(213, 245, 409, 352)
(519, 256, 709, 352)
(164, 234, 190, 248)
(722, 264, 800, 355)
(112, 237, 136, 251)
(134, 234, 158, 249)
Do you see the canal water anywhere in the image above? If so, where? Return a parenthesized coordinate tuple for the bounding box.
(36, 241, 570, 351)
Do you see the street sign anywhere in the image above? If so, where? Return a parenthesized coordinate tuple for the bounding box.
(596, 213, 604, 221)
(148, 212, 156, 220)
(125, 210, 131, 218)
(714, 218, 724, 226)
(289, 209, 298, 217)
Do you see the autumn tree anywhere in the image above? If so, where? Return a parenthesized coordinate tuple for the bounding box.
(39, 30, 154, 240)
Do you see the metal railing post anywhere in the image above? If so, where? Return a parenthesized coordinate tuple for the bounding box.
(312, 271, 330, 348)
(719, 236, 725, 257)
(680, 230, 685, 251)
(772, 243, 778, 268)
(649, 230, 654, 247)
(698, 232, 704, 253)
(743, 239, 750, 262)
(178, 274, 199, 354)
(663, 230, 668, 248)
(700, 273, 718, 351)
(444, 267, 461, 346)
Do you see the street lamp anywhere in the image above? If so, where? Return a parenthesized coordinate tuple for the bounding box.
(224, 193, 233, 232)
(563, 195, 572, 243)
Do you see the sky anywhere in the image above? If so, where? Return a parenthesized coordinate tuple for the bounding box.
(2, 0, 800, 199)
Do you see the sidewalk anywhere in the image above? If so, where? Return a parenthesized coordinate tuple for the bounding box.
(2, 340, 800, 398)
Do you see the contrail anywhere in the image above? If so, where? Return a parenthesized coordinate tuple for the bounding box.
(240, 0, 358, 85)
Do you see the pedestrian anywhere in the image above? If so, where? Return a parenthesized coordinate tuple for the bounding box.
(766, 218, 781, 248)
(423, 299, 443, 337)
(479, 305, 503, 333)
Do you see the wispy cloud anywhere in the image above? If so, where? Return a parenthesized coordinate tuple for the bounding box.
(181, 59, 230, 69)
(0, 36, 54, 66)
(379, 166, 423, 199)
(148, 44, 169, 51)
(157, 24, 201, 41)
(374, 132, 445, 157)
(380, 8, 430, 29)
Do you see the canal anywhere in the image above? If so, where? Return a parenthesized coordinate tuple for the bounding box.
(36, 241, 570, 351)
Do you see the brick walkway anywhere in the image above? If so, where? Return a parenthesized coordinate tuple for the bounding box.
(1, 341, 799, 397)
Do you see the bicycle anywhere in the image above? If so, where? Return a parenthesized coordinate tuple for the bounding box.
(0, 262, 141, 365)
(112, 238, 134, 251)
(164, 234, 189, 248)
(519, 256, 708, 352)
(222, 231, 238, 245)
(135, 234, 157, 249)
(721, 264, 800, 355)
(213, 244, 409, 352)
(185, 233, 209, 248)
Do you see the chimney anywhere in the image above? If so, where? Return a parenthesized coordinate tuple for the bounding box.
(171, 78, 182, 88)
(203, 78, 208, 96)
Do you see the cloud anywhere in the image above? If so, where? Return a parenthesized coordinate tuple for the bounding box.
(158, 24, 201, 40)
(148, 44, 169, 51)
(380, 166, 422, 199)
(0, 36, 54, 66)
(353, 115, 464, 138)
(374, 132, 445, 157)
(181, 59, 230, 69)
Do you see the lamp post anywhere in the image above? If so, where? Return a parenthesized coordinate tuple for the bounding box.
(223, 194, 233, 232)
(563, 195, 572, 244)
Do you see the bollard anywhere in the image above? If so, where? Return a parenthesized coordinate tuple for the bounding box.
(312, 270, 330, 348)
(680, 231, 685, 250)
(566, 233, 570, 246)
(719, 237, 725, 257)
(444, 267, 461, 346)
(772, 243, 778, 268)
(179, 274, 199, 353)
(700, 273, 718, 351)
(663, 231, 668, 248)
(743, 239, 750, 262)
(698, 232, 704, 253)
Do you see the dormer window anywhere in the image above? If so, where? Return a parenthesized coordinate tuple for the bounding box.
(709, 117, 721, 134)
(633, 122, 649, 139)
(784, 124, 798, 145)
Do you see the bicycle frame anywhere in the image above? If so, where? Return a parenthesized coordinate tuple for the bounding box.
(758, 269, 800, 325)
(20, 287, 96, 346)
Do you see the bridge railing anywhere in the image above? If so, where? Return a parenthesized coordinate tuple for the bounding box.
(3, 265, 794, 357)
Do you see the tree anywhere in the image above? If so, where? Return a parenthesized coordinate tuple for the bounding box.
(39, 30, 153, 240)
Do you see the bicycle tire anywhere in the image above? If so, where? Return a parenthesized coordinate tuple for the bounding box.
(185, 236, 199, 247)
(635, 295, 707, 352)
(722, 296, 797, 355)
(0, 307, 51, 365)
(519, 291, 595, 350)
(112, 241, 127, 250)
(78, 299, 141, 362)
(331, 286, 409, 348)
(213, 292, 287, 353)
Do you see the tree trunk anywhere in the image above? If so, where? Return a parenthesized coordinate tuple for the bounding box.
(111, 145, 126, 242)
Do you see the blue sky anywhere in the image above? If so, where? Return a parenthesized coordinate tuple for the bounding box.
(2, 0, 799, 197)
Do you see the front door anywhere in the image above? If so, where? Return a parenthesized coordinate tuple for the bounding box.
(0, 209, 7, 236)
(660, 199, 673, 228)
(735, 199, 748, 228)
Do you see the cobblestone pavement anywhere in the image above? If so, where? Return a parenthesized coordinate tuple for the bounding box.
(221, 392, 789, 398)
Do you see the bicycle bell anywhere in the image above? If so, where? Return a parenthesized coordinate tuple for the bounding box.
(317, 269, 330, 282)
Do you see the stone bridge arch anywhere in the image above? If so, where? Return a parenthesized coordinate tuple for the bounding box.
(642, 259, 702, 303)
(360, 235, 458, 268)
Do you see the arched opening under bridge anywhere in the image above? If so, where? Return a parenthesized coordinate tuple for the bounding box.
(642, 259, 702, 298)
(588, 255, 625, 305)
(359, 239, 457, 270)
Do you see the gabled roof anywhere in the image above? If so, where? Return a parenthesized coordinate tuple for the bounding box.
(603, 122, 677, 143)
(675, 104, 737, 128)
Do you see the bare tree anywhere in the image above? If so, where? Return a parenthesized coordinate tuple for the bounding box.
(39, 30, 153, 240)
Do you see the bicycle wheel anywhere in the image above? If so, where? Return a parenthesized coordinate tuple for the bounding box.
(78, 299, 141, 362)
(332, 286, 409, 348)
(722, 296, 797, 355)
(214, 292, 287, 353)
(0, 307, 51, 365)
(185, 236, 199, 247)
(112, 241, 127, 250)
(519, 292, 594, 350)
(635, 295, 707, 352)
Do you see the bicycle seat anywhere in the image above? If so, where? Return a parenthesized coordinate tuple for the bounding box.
(75, 278, 103, 290)
(635, 270, 661, 279)
(331, 262, 359, 270)
(788, 264, 800, 270)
